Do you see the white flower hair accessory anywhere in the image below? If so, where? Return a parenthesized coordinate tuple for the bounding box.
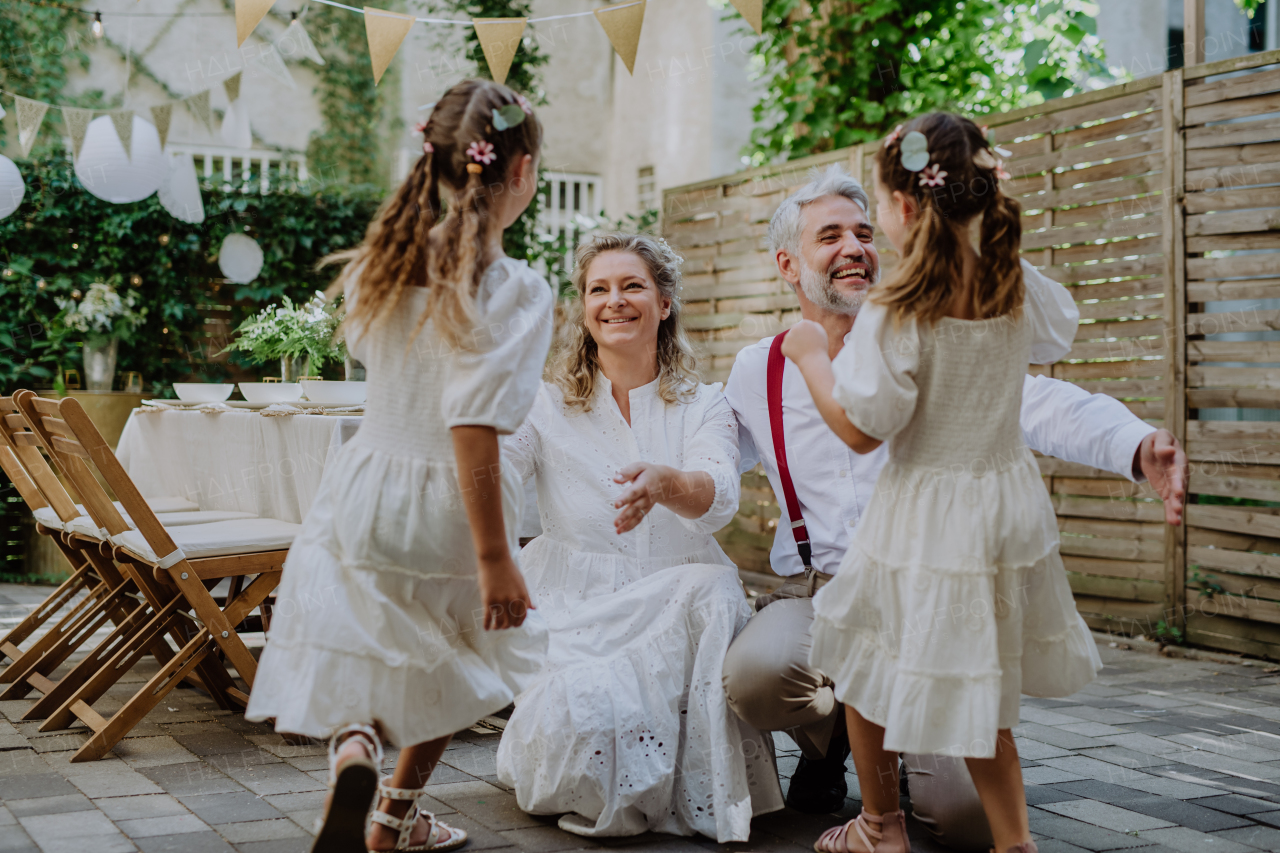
(899, 130, 930, 172)
(918, 164, 947, 188)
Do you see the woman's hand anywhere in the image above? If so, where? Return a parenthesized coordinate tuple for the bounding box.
(613, 462, 674, 534)
(477, 554, 535, 630)
(780, 320, 830, 367)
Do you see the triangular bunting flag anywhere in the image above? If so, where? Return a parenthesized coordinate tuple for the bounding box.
(150, 103, 173, 149)
(276, 18, 325, 65)
(363, 7, 415, 85)
(252, 43, 297, 89)
(729, 0, 762, 35)
(236, 0, 278, 47)
(185, 89, 213, 131)
(473, 18, 527, 86)
(61, 107, 93, 160)
(110, 110, 134, 158)
(224, 71, 243, 103)
(15, 97, 49, 157)
(594, 0, 646, 75)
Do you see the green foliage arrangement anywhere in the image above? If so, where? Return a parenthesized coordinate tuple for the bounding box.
(0, 155, 382, 394)
(746, 0, 1111, 163)
(222, 292, 346, 369)
(55, 277, 147, 346)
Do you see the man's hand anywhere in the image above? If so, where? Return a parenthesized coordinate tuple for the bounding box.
(477, 554, 534, 630)
(780, 320, 830, 367)
(1135, 428, 1187, 526)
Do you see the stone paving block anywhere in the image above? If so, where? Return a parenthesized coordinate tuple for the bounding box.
(0, 771, 78, 799)
(0, 701, 35, 723)
(1169, 749, 1280, 780)
(1117, 796, 1252, 833)
(1022, 766, 1086, 785)
(262, 792, 329, 814)
(117, 812, 212, 838)
(26, 733, 90, 754)
(0, 804, 13, 826)
(440, 743, 500, 779)
(495, 825, 604, 852)
(0, 825, 38, 853)
(5, 793, 94, 817)
(1051, 780, 1146, 803)
(216, 818, 307, 843)
(1163, 733, 1280, 762)
(1024, 785, 1082, 806)
(1079, 746, 1174, 771)
(1013, 739, 1072, 761)
(1034, 839, 1092, 853)
(1191, 794, 1280, 815)
(1059, 723, 1132, 738)
(179, 791, 285, 825)
(45, 755, 166, 798)
(232, 839, 312, 853)
(135, 829, 237, 852)
(1021, 707, 1088, 726)
(281, 755, 327, 773)
(1212, 824, 1280, 849)
(111, 735, 200, 768)
(1040, 755, 1149, 784)
(137, 761, 243, 796)
(426, 761, 484, 785)
(1250, 810, 1280, 828)
(1096, 733, 1186, 758)
(222, 761, 326, 796)
(1078, 684, 1140, 698)
(1136, 826, 1257, 853)
(1026, 811, 1156, 850)
(425, 810, 524, 851)
(1123, 694, 1195, 710)
(1111, 775, 1226, 800)
(1177, 692, 1272, 711)
(244, 735, 325, 760)
(427, 780, 544, 831)
(18, 809, 134, 853)
(1124, 722, 1197, 738)
(1036, 799, 1174, 832)
(96, 793, 191, 820)
(0, 750, 48, 778)
(1012, 723, 1101, 751)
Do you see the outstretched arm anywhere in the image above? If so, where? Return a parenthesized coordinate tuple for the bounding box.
(612, 465, 717, 534)
(782, 321, 883, 454)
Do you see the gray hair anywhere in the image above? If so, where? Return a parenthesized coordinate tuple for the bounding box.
(766, 164, 871, 258)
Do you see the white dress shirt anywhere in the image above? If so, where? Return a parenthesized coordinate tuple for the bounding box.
(724, 262, 1157, 578)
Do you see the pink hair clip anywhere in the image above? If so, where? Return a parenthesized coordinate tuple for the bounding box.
(423, 141, 434, 154)
(886, 124, 903, 145)
(466, 140, 496, 165)
(995, 160, 1011, 181)
(413, 120, 427, 135)
(918, 164, 947, 187)
(515, 94, 533, 116)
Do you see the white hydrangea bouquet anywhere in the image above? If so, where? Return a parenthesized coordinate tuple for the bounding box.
(56, 278, 146, 345)
(222, 291, 345, 370)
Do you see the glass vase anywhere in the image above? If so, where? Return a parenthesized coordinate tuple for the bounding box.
(82, 338, 118, 392)
(280, 355, 311, 382)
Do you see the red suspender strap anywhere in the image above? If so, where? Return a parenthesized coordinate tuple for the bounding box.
(767, 331, 813, 570)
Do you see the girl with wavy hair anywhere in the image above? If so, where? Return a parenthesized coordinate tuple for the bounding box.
(247, 78, 553, 853)
(782, 113, 1099, 853)
(495, 233, 784, 842)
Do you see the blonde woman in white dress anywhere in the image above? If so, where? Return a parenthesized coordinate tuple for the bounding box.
(495, 234, 784, 843)
(784, 114, 1102, 853)
(247, 80, 553, 853)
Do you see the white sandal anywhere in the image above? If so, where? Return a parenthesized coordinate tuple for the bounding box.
(370, 775, 468, 852)
(312, 724, 384, 853)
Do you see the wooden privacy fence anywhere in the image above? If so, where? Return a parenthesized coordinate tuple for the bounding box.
(663, 47, 1280, 659)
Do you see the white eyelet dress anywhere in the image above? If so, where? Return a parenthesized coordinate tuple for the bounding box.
(246, 258, 555, 747)
(495, 379, 784, 843)
(808, 263, 1103, 759)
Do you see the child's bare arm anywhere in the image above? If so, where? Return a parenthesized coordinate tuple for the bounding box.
(452, 425, 535, 630)
(781, 321, 883, 455)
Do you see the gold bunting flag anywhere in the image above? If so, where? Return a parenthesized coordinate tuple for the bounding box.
(15, 97, 49, 157)
(474, 18, 527, 86)
(729, 0, 762, 34)
(110, 110, 134, 158)
(150, 103, 173, 149)
(594, 1, 646, 75)
(236, 0, 278, 47)
(61, 107, 93, 160)
(363, 7, 415, 86)
(185, 89, 213, 131)
(224, 70, 243, 103)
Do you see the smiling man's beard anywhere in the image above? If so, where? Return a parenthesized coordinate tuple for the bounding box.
(798, 258, 872, 316)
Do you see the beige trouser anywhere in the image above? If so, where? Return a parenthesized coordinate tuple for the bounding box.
(721, 572, 994, 853)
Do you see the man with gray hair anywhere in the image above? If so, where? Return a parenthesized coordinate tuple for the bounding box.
(721, 164, 1188, 849)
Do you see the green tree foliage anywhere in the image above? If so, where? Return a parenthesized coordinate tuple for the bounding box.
(747, 0, 1110, 163)
(0, 156, 382, 393)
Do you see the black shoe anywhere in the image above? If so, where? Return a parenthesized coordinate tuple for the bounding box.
(785, 717, 852, 814)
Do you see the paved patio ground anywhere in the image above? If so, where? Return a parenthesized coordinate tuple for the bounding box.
(5, 582, 1280, 853)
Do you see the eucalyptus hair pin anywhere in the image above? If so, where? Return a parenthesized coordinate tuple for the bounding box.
(899, 131, 930, 172)
(492, 104, 527, 131)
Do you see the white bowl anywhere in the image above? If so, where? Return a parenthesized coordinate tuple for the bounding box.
(172, 383, 235, 403)
(238, 382, 304, 404)
(301, 380, 367, 406)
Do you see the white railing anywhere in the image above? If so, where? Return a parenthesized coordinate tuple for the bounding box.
(166, 143, 308, 193)
(537, 172, 603, 288)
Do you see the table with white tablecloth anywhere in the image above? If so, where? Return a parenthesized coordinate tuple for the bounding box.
(116, 410, 362, 523)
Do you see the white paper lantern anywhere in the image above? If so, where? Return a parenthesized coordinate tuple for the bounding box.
(219, 232, 264, 283)
(0, 156, 24, 219)
(159, 153, 205, 224)
(75, 115, 165, 204)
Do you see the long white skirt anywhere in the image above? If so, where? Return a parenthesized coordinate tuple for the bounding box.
(496, 564, 783, 843)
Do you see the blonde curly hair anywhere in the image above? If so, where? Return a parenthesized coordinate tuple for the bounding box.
(549, 233, 700, 412)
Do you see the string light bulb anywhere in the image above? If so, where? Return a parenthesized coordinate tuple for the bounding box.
(92, 11, 104, 39)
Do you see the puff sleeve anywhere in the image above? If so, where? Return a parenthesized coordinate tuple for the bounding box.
(830, 302, 921, 442)
(442, 261, 555, 434)
(677, 387, 742, 535)
(1023, 259, 1079, 364)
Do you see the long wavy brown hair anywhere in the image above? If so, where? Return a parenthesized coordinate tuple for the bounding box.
(872, 112, 1023, 324)
(325, 79, 542, 348)
(550, 233, 700, 412)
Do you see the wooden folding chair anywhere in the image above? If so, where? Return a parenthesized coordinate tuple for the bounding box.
(22, 393, 298, 761)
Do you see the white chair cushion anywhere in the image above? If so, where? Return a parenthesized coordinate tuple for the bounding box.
(74, 496, 201, 517)
(112, 518, 301, 562)
(32, 507, 66, 531)
(64, 510, 260, 539)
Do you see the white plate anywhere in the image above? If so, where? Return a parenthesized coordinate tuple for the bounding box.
(172, 383, 235, 403)
(238, 382, 303, 404)
(301, 380, 367, 406)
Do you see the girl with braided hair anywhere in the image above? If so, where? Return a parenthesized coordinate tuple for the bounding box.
(247, 78, 551, 853)
(781, 113, 1101, 853)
